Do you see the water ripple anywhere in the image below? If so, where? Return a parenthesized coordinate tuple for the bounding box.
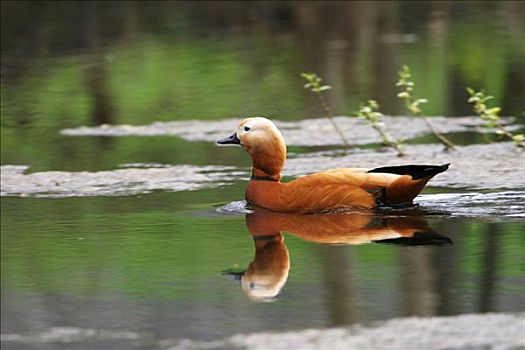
(416, 191, 525, 218)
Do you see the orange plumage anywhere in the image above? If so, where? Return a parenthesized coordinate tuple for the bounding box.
(218, 117, 449, 213)
(246, 206, 450, 245)
(228, 207, 450, 301)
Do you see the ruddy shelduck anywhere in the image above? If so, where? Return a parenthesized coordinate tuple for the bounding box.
(218, 117, 449, 213)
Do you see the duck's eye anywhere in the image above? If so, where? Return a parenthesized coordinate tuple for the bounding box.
(244, 126, 251, 132)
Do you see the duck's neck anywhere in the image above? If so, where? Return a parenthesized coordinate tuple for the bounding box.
(251, 167, 281, 182)
(246, 129, 286, 182)
(250, 147, 285, 182)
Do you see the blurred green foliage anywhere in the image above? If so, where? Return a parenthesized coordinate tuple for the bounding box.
(1, 38, 303, 129)
(355, 99, 405, 156)
(2, 1, 524, 133)
(466, 87, 524, 148)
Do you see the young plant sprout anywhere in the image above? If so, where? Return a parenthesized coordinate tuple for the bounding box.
(397, 65, 456, 150)
(466, 87, 524, 149)
(301, 72, 352, 148)
(355, 100, 405, 157)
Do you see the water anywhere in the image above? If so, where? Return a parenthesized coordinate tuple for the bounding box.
(1, 2, 525, 349)
(1, 188, 524, 348)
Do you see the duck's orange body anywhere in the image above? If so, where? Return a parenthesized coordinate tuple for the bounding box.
(218, 117, 448, 213)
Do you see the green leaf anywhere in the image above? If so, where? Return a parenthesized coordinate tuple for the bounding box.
(300, 72, 313, 80)
(486, 107, 501, 116)
(512, 134, 524, 142)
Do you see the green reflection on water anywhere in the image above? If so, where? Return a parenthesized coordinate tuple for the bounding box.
(1, 190, 249, 300)
(2, 189, 524, 304)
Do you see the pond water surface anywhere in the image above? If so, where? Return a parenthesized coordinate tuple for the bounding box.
(2, 137, 524, 349)
(1, 2, 525, 349)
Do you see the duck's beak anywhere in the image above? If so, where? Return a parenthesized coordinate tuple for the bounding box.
(217, 132, 241, 145)
(222, 269, 245, 281)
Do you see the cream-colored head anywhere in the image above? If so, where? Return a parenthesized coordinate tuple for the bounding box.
(218, 117, 287, 180)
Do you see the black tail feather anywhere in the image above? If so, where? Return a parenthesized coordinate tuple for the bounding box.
(367, 163, 450, 180)
(374, 231, 453, 246)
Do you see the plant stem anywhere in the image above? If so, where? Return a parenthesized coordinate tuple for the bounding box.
(316, 92, 353, 148)
(370, 123, 405, 157)
(355, 100, 405, 156)
(421, 116, 456, 150)
(397, 65, 456, 150)
(497, 124, 525, 148)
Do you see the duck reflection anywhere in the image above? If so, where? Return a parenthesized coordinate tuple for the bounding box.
(233, 233, 290, 302)
(224, 207, 451, 302)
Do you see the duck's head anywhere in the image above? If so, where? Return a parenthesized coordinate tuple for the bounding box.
(217, 117, 286, 180)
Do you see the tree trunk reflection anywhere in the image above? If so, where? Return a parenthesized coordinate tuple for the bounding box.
(319, 245, 358, 326)
(85, 1, 115, 126)
(479, 223, 499, 312)
(400, 248, 437, 317)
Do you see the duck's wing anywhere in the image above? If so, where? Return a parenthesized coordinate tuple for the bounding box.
(281, 170, 392, 212)
(282, 164, 448, 211)
(322, 167, 369, 173)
